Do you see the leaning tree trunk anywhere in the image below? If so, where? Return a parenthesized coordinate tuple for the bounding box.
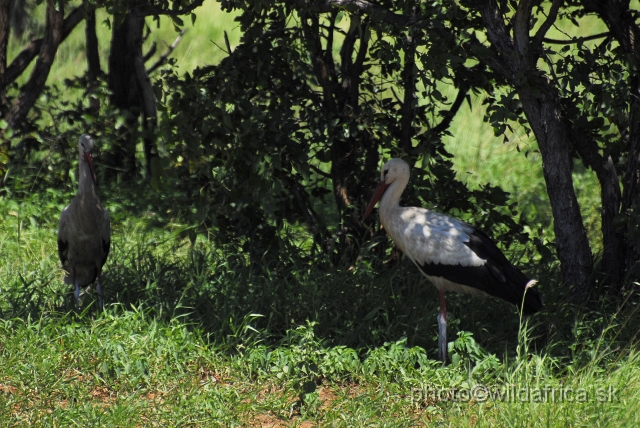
(477, 0, 594, 292)
(4, 0, 63, 130)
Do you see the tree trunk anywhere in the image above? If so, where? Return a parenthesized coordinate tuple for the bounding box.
(478, 0, 594, 291)
(518, 86, 594, 291)
(581, 0, 640, 285)
(0, 0, 9, 114)
(107, 12, 144, 176)
(107, 9, 159, 179)
(302, 12, 375, 262)
(4, 0, 63, 130)
(569, 123, 625, 288)
(622, 82, 640, 281)
(85, 4, 101, 114)
(400, 27, 417, 153)
(133, 55, 158, 178)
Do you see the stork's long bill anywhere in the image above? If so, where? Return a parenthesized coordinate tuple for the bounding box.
(362, 180, 388, 222)
(83, 151, 97, 185)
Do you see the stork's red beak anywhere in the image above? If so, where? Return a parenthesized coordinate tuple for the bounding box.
(362, 180, 389, 222)
(84, 151, 97, 185)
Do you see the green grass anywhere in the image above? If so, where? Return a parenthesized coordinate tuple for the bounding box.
(2, 308, 638, 426)
(1, 187, 639, 425)
(1, 293, 639, 426)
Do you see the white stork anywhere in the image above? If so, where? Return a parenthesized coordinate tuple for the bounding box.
(58, 134, 111, 309)
(362, 158, 542, 362)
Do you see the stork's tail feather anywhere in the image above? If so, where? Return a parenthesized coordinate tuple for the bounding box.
(62, 267, 98, 288)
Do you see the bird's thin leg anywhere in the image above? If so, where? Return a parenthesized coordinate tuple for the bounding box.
(437, 288, 448, 363)
(73, 267, 81, 310)
(95, 269, 103, 311)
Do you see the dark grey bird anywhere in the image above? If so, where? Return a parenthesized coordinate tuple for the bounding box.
(58, 134, 111, 309)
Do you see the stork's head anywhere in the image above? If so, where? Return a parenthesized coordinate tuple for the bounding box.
(362, 158, 410, 222)
(78, 134, 97, 185)
(379, 158, 409, 184)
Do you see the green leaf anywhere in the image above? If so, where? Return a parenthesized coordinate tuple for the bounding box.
(303, 381, 316, 394)
(171, 16, 184, 27)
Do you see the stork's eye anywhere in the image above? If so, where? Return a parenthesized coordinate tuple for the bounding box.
(383, 169, 389, 177)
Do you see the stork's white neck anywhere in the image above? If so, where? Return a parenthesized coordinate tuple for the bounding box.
(379, 173, 409, 227)
(77, 152, 96, 197)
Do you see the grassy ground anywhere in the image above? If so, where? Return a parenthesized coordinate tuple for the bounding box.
(1, 186, 639, 426)
(1, 307, 638, 426)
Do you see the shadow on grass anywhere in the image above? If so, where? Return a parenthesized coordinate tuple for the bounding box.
(2, 182, 639, 365)
(6, 224, 628, 366)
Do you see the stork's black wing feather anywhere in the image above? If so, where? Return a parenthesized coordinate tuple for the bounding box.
(101, 238, 110, 268)
(416, 227, 542, 315)
(465, 228, 542, 315)
(57, 238, 68, 266)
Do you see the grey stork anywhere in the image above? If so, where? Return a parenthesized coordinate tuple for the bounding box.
(362, 158, 542, 362)
(57, 134, 111, 310)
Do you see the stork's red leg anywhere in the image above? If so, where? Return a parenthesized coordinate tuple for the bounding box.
(73, 267, 81, 310)
(437, 288, 448, 363)
(96, 269, 104, 310)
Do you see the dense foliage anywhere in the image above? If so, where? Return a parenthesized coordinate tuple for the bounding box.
(2, 0, 640, 296)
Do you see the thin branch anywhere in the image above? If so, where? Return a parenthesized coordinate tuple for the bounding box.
(543, 32, 610, 44)
(134, 0, 204, 18)
(533, 0, 563, 48)
(430, 80, 470, 137)
(224, 30, 232, 55)
(148, 28, 187, 74)
(310, 163, 331, 178)
(143, 43, 157, 62)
